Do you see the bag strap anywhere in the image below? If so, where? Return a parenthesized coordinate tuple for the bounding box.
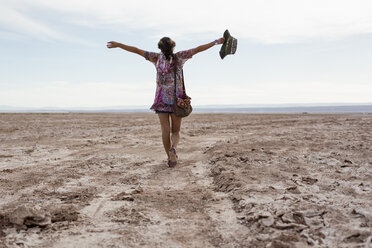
(181, 69, 187, 96)
(173, 55, 187, 99)
(173, 55, 177, 98)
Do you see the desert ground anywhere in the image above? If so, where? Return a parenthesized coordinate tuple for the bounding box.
(0, 113, 371, 248)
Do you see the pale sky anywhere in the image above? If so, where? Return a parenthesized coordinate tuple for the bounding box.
(0, 0, 371, 108)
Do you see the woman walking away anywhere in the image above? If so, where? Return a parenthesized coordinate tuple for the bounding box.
(107, 36, 225, 167)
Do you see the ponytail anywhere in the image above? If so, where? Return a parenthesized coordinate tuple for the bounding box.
(158, 37, 176, 60)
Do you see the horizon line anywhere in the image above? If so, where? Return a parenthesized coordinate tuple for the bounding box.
(1, 102, 372, 110)
(1, 103, 372, 114)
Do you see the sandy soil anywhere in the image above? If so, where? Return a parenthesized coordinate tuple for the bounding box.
(0, 113, 371, 248)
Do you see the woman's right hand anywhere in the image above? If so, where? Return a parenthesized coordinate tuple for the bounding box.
(107, 41, 119, 49)
(217, 37, 225, 45)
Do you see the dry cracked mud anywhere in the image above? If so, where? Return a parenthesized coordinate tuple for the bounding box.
(0, 113, 371, 247)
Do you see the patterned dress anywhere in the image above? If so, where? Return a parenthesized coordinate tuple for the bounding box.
(144, 49, 194, 112)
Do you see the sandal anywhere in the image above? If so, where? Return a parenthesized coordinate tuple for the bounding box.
(167, 159, 177, 168)
(169, 146, 178, 166)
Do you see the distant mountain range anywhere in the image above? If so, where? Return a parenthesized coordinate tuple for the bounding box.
(0, 103, 372, 113)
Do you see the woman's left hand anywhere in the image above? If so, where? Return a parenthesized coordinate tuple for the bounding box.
(107, 41, 119, 48)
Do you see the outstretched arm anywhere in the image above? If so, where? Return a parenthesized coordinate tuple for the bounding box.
(107, 41, 145, 58)
(193, 37, 225, 56)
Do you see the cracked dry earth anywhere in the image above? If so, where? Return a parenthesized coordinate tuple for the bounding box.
(0, 113, 371, 248)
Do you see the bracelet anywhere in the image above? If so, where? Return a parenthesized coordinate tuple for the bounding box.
(214, 39, 218, 45)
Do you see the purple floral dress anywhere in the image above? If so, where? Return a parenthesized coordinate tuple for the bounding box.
(144, 49, 194, 112)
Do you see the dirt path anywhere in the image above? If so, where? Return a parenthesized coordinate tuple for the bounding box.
(50, 135, 247, 248)
(0, 113, 371, 247)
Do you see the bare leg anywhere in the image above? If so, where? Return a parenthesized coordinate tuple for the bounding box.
(170, 114, 182, 149)
(157, 113, 171, 158)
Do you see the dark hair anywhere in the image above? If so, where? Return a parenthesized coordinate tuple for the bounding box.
(158, 37, 176, 60)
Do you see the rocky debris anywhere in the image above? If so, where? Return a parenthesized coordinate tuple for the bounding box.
(118, 174, 140, 185)
(57, 188, 96, 205)
(24, 148, 35, 155)
(112, 186, 143, 201)
(326, 158, 341, 166)
(130, 186, 143, 194)
(213, 171, 242, 193)
(273, 222, 307, 231)
(352, 208, 372, 223)
(238, 210, 277, 228)
(50, 205, 79, 223)
(256, 233, 271, 242)
(343, 230, 371, 244)
(344, 159, 353, 164)
(112, 192, 134, 201)
(232, 195, 256, 213)
(301, 176, 318, 185)
(302, 212, 326, 228)
(0, 155, 13, 158)
(285, 186, 301, 194)
(301, 229, 325, 246)
(261, 215, 275, 227)
(266, 233, 302, 248)
(365, 236, 372, 248)
(267, 240, 291, 248)
(6, 206, 51, 228)
(280, 212, 307, 226)
(204, 115, 371, 247)
(0, 214, 9, 237)
(210, 165, 226, 177)
(238, 156, 250, 163)
(108, 207, 151, 225)
(1, 205, 80, 232)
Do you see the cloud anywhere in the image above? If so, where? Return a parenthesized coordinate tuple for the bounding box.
(0, 6, 63, 41)
(0, 81, 154, 108)
(1, 0, 372, 43)
(0, 3, 97, 45)
(189, 80, 372, 105)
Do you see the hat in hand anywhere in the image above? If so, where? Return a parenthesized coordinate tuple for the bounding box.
(219, 29, 237, 59)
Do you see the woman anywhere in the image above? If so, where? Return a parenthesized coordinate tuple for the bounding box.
(107, 36, 224, 167)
